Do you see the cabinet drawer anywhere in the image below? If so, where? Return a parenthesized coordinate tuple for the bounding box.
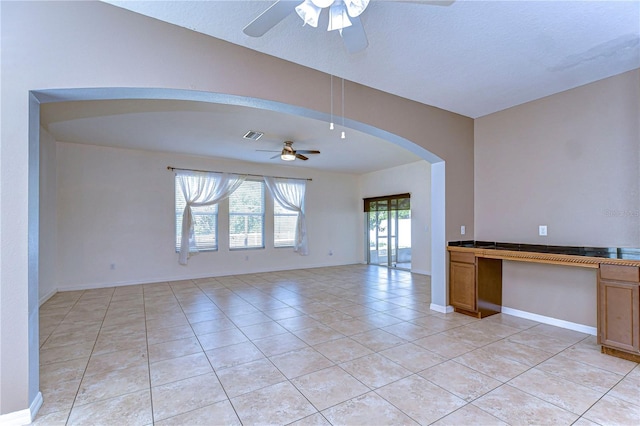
(450, 251, 475, 264)
(600, 265, 640, 282)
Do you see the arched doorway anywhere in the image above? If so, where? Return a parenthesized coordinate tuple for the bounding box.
(28, 87, 447, 416)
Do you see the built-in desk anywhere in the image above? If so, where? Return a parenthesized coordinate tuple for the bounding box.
(448, 241, 640, 363)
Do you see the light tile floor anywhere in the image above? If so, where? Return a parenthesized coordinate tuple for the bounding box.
(35, 265, 640, 425)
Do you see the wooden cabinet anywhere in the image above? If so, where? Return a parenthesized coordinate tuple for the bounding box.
(448, 243, 640, 362)
(450, 257, 476, 312)
(598, 264, 640, 361)
(449, 251, 502, 318)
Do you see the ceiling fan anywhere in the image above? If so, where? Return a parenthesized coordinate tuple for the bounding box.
(257, 141, 321, 161)
(244, 0, 369, 53)
(243, 1, 455, 54)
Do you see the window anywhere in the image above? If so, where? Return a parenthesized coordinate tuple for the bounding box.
(175, 176, 218, 252)
(274, 201, 297, 247)
(229, 180, 265, 249)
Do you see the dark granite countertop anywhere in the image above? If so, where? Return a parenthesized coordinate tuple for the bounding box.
(448, 241, 640, 261)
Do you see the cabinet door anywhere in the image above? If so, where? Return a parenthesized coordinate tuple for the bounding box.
(450, 261, 476, 312)
(599, 279, 640, 353)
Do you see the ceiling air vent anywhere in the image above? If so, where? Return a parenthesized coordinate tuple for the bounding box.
(243, 130, 264, 141)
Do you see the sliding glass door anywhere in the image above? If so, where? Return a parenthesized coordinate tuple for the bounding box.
(365, 194, 411, 270)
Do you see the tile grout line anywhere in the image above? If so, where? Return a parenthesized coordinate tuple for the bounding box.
(142, 282, 156, 425)
(197, 276, 332, 424)
(171, 278, 245, 425)
(451, 331, 609, 422)
(38, 290, 86, 424)
(39, 291, 85, 350)
(37, 267, 639, 425)
(199, 274, 414, 424)
(64, 288, 115, 426)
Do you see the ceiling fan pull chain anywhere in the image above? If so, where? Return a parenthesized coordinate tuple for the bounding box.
(330, 74, 334, 130)
(341, 78, 346, 139)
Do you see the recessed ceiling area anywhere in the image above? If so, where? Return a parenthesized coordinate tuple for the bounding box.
(41, 99, 424, 174)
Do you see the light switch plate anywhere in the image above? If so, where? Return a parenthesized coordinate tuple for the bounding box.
(539, 225, 547, 236)
(461, 225, 466, 235)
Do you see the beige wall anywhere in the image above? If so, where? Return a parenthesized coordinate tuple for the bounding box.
(55, 142, 363, 290)
(475, 70, 640, 326)
(1, 1, 473, 414)
(502, 262, 598, 327)
(346, 85, 474, 241)
(39, 129, 58, 303)
(52, 147, 433, 287)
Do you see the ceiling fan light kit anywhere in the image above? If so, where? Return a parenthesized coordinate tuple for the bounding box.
(344, 0, 369, 17)
(258, 141, 321, 162)
(295, 1, 322, 28)
(295, 0, 369, 32)
(244, 0, 371, 53)
(327, 3, 352, 32)
(281, 152, 296, 161)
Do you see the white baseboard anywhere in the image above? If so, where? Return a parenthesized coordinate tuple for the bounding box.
(501, 307, 597, 336)
(39, 289, 57, 306)
(429, 303, 454, 314)
(55, 262, 427, 293)
(30, 392, 43, 423)
(0, 392, 41, 425)
(55, 261, 366, 292)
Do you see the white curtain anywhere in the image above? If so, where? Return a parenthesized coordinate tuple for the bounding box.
(177, 171, 246, 265)
(264, 177, 308, 255)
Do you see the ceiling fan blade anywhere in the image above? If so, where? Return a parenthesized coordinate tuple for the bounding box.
(295, 153, 309, 161)
(296, 150, 320, 155)
(341, 16, 368, 54)
(243, 1, 297, 37)
(256, 149, 280, 153)
(270, 154, 281, 159)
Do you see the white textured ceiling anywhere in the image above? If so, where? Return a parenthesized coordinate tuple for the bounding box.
(104, 0, 640, 118)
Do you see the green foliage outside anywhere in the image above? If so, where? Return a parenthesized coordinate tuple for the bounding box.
(368, 209, 410, 231)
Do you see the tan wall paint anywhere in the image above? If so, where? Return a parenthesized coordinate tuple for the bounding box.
(502, 262, 598, 327)
(346, 84, 474, 240)
(55, 142, 363, 289)
(39, 128, 58, 304)
(475, 69, 640, 326)
(1, 1, 473, 413)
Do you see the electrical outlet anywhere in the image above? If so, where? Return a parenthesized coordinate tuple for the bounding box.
(460, 225, 466, 235)
(328, 249, 333, 256)
(539, 225, 547, 236)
